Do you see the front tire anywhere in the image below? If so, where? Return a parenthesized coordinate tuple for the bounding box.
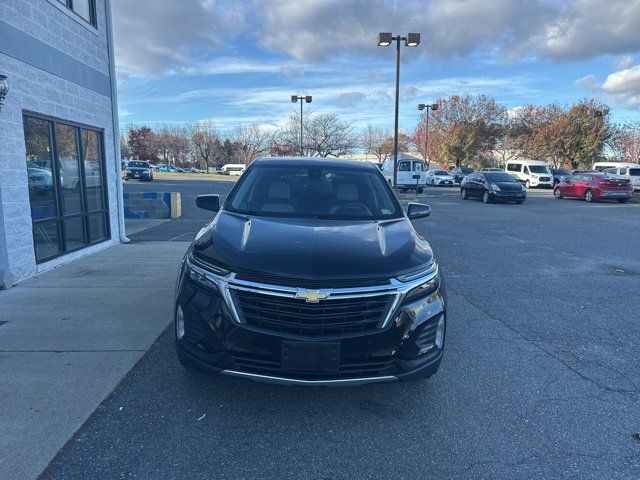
(617, 198, 629, 203)
(525, 180, 531, 189)
(482, 191, 492, 203)
(584, 189, 594, 203)
(461, 188, 468, 200)
(515, 199, 525, 204)
(554, 188, 563, 199)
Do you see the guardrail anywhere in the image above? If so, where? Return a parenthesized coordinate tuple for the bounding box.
(123, 192, 181, 219)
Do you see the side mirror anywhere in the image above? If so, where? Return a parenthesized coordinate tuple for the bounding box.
(196, 194, 220, 212)
(407, 203, 431, 220)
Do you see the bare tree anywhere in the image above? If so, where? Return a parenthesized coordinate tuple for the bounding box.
(305, 113, 356, 157)
(360, 125, 390, 162)
(609, 121, 640, 163)
(268, 111, 311, 156)
(166, 126, 191, 166)
(188, 120, 219, 171)
(492, 112, 522, 167)
(233, 124, 270, 163)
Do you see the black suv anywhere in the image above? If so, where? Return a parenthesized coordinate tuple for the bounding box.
(174, 157, 446, 386)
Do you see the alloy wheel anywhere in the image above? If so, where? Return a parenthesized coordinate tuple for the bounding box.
(585, 190, 594, 203)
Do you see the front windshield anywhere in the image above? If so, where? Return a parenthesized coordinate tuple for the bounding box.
(461, 168, 474, 173)
(629, 168, 640, 176)
(128, 162, 149, 168)
(553, 169, 570, 175)
(529, 165, 550, 174)
(226, 164, 402, 220)
(484, 172, 518, 183)
(435, 170, 449, 175)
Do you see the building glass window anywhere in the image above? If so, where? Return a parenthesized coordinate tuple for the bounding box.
(24, 113, 110, 263)
(56, 0, 96, 27)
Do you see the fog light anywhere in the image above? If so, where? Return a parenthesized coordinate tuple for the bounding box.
(175, 304, 185, 340)
(435, 315, 445, 349)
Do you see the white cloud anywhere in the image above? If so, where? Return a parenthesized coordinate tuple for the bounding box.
(575, 65, 640, 109)
(540, 0, 640, 61)
(112, 0, 640, 76)
(575, 74, 601, 91)
(602, 65, 640, 108)
(112, 0, 248, 74)
(615, 55, 636, 70)
(251, 0, 555, 61)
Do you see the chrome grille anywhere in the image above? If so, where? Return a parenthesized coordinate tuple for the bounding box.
(232, 289, 394, 336)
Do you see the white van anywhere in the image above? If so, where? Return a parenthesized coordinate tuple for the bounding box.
(593, 162, 640, 191)
(505, 160, 553, 188)
(221, 164, 246, 176)
(381, 156, 427, 192)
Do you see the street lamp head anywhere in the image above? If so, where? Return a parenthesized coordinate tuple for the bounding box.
(291, 95, 298, 103)
(417, 103, 426, 111)
(431, 103, 438, 111)
(377, 32, 393, 46)
(405, 33, 420, 47)
(305, 96, 312, 103)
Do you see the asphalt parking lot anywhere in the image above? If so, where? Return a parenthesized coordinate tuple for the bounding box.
(42, 179, 640, 479)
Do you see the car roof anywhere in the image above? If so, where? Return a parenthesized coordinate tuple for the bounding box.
(252, 156, 378, 171)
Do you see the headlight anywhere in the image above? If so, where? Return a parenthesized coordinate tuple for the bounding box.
(490, 183, 501, 191)
(404, 274, 440, 302)
(186, 253, 230, 290)
(125, 169, 132, 173)
(397, 263, 440, 304)
(520, 184, 526, 191)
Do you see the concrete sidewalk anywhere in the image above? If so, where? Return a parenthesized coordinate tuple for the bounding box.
(0, 241, 189, 480)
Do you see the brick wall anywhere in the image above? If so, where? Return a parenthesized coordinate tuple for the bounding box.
(0, 0, 110, 75)
(0, 0, 121, 283)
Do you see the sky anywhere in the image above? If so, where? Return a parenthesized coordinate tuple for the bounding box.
(112, 0, 640, 134)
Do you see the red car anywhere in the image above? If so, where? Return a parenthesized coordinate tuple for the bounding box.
(554, 173, 634, 203)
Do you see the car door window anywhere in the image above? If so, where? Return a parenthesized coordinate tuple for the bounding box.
(413, 162, 423, 172)
(399, 161, 411, 171)
(523, 166, 530, 174)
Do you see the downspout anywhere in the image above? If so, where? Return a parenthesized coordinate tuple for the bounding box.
(105, 0, 129, 242)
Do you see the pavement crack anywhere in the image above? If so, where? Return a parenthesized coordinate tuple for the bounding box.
(455, 290, 640, 398)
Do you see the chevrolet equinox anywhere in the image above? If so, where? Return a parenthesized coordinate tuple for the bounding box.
(174, 157, 446, 386)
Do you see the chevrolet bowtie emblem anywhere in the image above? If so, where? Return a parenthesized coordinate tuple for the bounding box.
(295, 289, 331, 303)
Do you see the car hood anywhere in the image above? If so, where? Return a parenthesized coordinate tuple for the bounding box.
(192, 211, 433, 282)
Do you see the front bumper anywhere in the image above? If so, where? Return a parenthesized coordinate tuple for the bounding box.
(126, 170, 151, 180)
(174, 260, 447, 386)
(489, 190, 526, 201)
(529, 179, 553, 188)
(434, 178, 454, 186)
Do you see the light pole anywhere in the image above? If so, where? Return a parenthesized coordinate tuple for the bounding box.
(291, 95, 312, 156)
(377, 32, 420, 187)
(417, 103, 438, 168)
